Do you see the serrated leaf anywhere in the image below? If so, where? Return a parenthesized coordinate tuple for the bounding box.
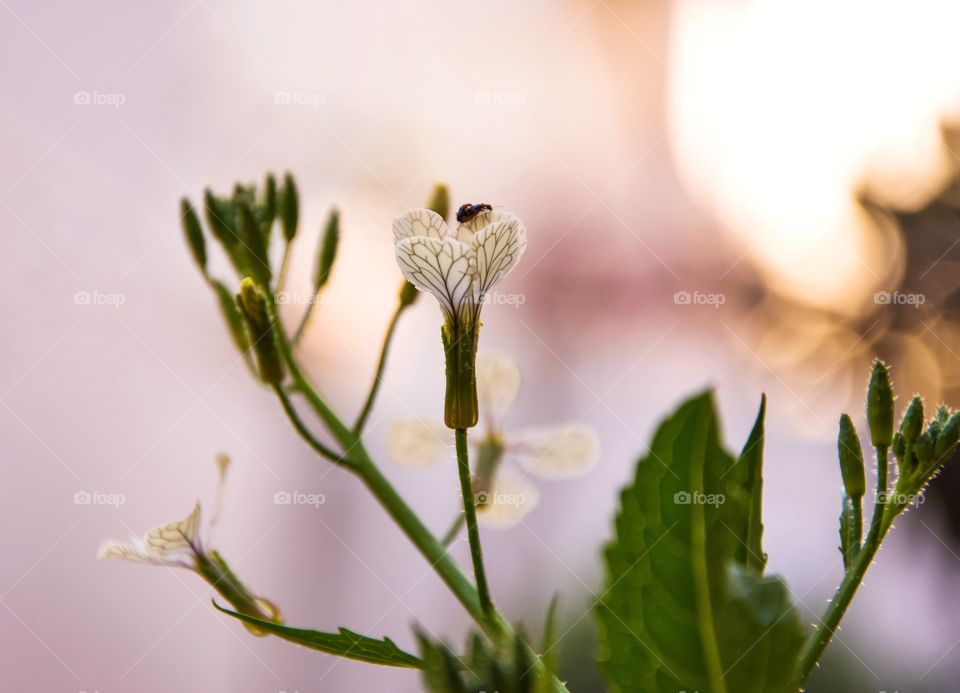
(597, 392, 806, 693)
(214, 602, 423, 669)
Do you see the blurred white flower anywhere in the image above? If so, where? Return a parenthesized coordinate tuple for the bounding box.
(393, 208, 527, 323)
(387, 353, 599, 528)
(98, 501, 204, 570)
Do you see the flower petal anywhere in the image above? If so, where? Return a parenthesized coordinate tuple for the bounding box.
(387, 418, 452, 467)
(476, 353, 521, 427)
(476, 467, 539, 529)
(455, 209, 517, 242)
(143, 500, 203, 556)
(470, 215, 527, 298)
(395, 236, 474, 319)
(393, 208, 449, 242)
(510, 424, 599, 479)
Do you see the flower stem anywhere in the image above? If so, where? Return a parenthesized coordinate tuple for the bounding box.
(353, 302, 406, 434)
(272, 384, 353, 467)
(441, 514, 466, 546)
(796, 445, 890, 684)
(455, 428, 494, 617)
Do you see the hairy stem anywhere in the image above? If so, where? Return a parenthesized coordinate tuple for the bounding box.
(455, 428, 494, 617)
(797, 445, 890, 683)
(353, 302, 405, 434)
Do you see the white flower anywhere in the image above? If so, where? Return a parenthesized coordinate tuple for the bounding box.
(98, 500, 204, 570)
(393, 208, 527, 323)
(387, 354, 599, 528)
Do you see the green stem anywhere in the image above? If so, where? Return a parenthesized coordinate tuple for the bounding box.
(272, 384, 353, 467)
(796, 445, 890, 684)
(441, 515, 466, 547)
(276, 242, 292, 294)
(353, 302, 405, 434)
(455, 428, 494, 617)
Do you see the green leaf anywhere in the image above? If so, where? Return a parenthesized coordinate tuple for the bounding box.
(214, 602, 423, 669)
(597, 392, 806, 693)
(732, 395, 767, 572)
(540, 594, 561, 682)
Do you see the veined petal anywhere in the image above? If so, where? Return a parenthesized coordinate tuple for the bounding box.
(387, 418, 452, 467)
(476, 467, 539, 529)
(393, 208, 449, 242)
(395, 236, 474, 319)
(455, 210, 518, 242)
(470, 215, 527, 298)
(476, 353, 522, 428)
(510, 424, 599, 479)
(143, 500, 203, 556)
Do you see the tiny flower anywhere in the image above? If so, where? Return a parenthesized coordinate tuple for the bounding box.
(393, 208, 527, 324)
(387, 353, 599, 528)
(393, 207, 527, 429)
(98, 456, 281, 634)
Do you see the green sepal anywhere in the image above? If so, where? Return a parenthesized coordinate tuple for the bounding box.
(441, 319, 479, 429)
(899, 396, 924, 445)
(427, 182, 450, 220)
(210, 279, 251, 356)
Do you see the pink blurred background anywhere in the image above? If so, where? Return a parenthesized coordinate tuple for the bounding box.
(4, 1, 960, 691)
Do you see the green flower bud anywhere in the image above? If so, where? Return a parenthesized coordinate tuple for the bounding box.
(180, 198, 207, 274)
(204, 189, 238, 248)
(866, 360, 894, 449)
(934, 404, 950, 428)
(398, 281, 419, 307)
(899, 396, 924, 444)
(914, 429, 936, 465)
(262, 173, 277, 229)
(211, 279, 250, 355)
(837, 414, 866, 499)
(892, 431, 906, 461)
(236, 278, 284, 384)
(313, 208, 339, 291)
(237, 202, 272, 286)
(280, 172, 299, 243)
(426, 182, 450, 220)
(935, 412, 960, 460)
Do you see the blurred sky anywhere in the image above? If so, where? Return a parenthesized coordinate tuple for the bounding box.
(3, 1, 960, 691)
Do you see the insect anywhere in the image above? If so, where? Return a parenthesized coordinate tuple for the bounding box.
(456, 202, 494, 223)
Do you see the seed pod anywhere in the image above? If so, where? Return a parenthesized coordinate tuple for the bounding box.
(935, 412, 960, 459)
(280, 172, 299, 243)
(427, 183, 450, 220)
(866, 360, 894, 449)
(313, 208, 340, 291)
(236, 278, 284, 384)
(900, 396, 924, 444)
(180, 197, 207, 274)
(837, 414, 866, 499)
